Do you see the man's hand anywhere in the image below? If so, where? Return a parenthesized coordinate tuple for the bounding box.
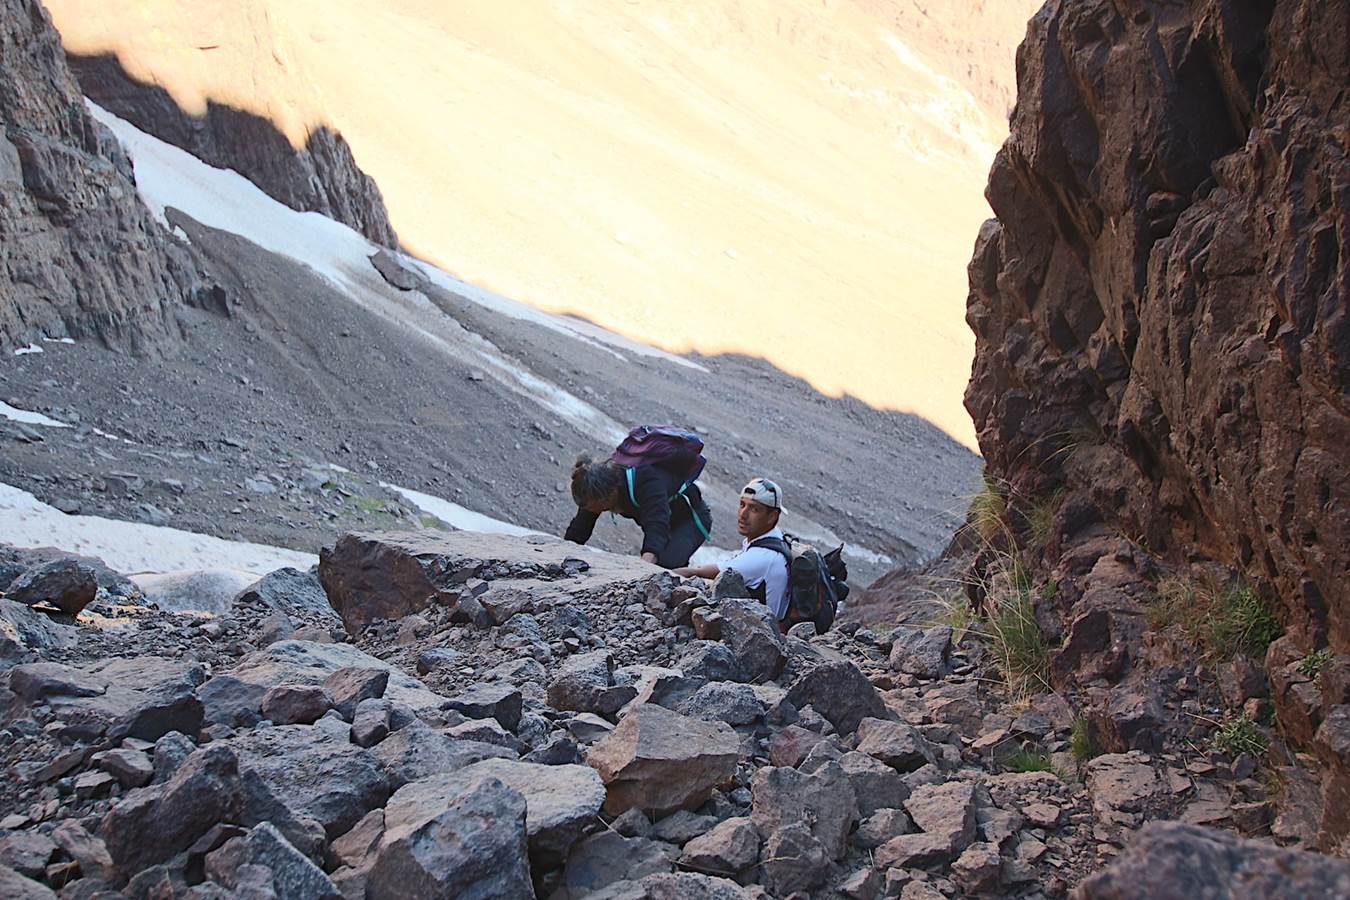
(673, 563, 720, 579)
(641, 551, 658, 565)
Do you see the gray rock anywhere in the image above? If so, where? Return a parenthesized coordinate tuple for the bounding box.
(784, 661, 887, 735)
(854, 808, 915, 849)
(229, 641, 447, 713)
(587, 704, 740, 816)
(761, 822, 829, 896)
(321, 667, 389, 721)
(523, 735, 584, 765)
(838, 751, 910, 816)
(767, 725, 830, 768)
(372, 720, 513, 789)
(351, 698, 392, 748)
(94, 747, 154, 789)
(0, 599, 77, 659)
(261, 684, 332, 726)
(750, 761, 858, 860)
(678, 681, 765, 725)
(650, 810, 717, 845)
(199, 675, 266, 729)
(855, 717, 936, 773)
(444, 718, 526, 753)
(1076, 821, 1350, 899)
(887, 626, 952, 679)
(152, 731, 196, 783)
(368, 776, 533, 899)
(0, 830, 56, 878)
(676, 642, 740, 682)
(553, 831, 677, 899)
(6, 558, 97, 615)
(204, 822, 341, 900)
(415, 648, 459, 675)
(717, 600, 787, 683)
(443, 682, 523, 732)
(951, 841, 1002, 895)
(679, 816, 760, 876)
(369, 249, 427, 291)
(0, 863, 56, 900)
(259, 611, 297, 646)
(548, 650, 636, 716)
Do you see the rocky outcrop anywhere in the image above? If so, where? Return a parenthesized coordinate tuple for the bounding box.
(67, 53, 399, 249)
(965, 0, 1347, 648)
(0, 0, 218, 353)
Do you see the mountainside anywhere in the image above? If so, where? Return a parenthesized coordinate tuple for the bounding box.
(0, 0, 215, 354)
(963, 0, 1350, 857)
(43, 0, 1042, 447)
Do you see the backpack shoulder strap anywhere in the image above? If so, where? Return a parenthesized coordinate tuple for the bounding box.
(624, 467, 637, 507)
(749, 535, 792, 564)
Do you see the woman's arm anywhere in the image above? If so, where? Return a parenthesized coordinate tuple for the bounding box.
(564, 508, 600, 545)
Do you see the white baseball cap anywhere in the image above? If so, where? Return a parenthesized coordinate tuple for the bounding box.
(741, 477, 785, 511)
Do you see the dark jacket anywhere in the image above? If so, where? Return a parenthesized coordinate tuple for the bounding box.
(564, 464, 708, 559)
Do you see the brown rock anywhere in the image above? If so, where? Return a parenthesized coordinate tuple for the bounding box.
(749, 761, 858, 860)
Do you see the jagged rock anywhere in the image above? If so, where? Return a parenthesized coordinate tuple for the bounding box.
(0, 864, 56, 900)
(1094, 690, 1166, 754)
(650, 810, 716, 845)
(587, 703, 740, 816)
(839, 867, 882, 900)
(372, 720, 513, 789)
(261, 684, 332, 725)
(855, 717, 935, 772)
(5, 559, 97, 615)
(875, 831, 963, 870)
(768, 725, 829, 768)
(678, 681, 765, 725)
(367, 776, 533, 899)
(750, 761, 857, 860)
(204, 822, 341, 900)
(716, 600, 787, 683)
(198, 675, 266, 729)
(890, 781, 978, 864)
(319, 667, 389, 721)
(565, 712, 616, 744)
(369, 250, 427, 291)
(7, 656, 205, 742)
(887, 626, 952, 678)
(838, 751, 910, 816)
(232, 566, 338, 622)
(94, 747, 154, 788)
(1085, 753, 1162, 827)
(330, 808, 385, 871)
(785, 661, 887, 735)
(952, 841, 1002, 894)
(51, 820, 114, 884)
(0, 598, 77, 661)
(229, 640, 446, 712)
(444, 682, 523, 732)
(855, 808, 915, 849)
(1075, 821, 1350, 899)
(416, 648, 459, 675)
(351, 698, 392, 748)
(676, 642, 740, 682)
(444, 718, 526, 753)
(553, 832, 677, 899)
(548, 650, 635, 716)
(382, 759, 603, 865)
(679, 816, 759, 876)
(761, 822, 829, 896)
(152, 731, 195, 783)
(0, 830, 56, 878)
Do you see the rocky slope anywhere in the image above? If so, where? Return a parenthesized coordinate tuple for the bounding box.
(958, 0, 1350, 861)
(66, 54, 399, 249)
(0, 0, 216, 354)
(4, 532, 1349, 898)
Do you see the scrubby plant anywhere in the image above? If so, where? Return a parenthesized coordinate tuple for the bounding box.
(1006, 749, 1054, 773)
(985, 586, 1051, 700)
(1024, 488, 1068, 551)
(1298, 648, 1333, 681)
(1209, 713, 1269, 758)
(968, 473, 1010, 543)
(1069, 716, 1099, 763)
(1146, 575, 1282, 661)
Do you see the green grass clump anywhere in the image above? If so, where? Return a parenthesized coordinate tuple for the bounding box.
(1006, 749, 1054, 773)
(1146, 576, 1282, 661)
(1298, 648, 1334, 680)
(1025, 489, 1067, 550)
(968, 473, 1009, 543)
(1209, 713, 1269, 757)
(1070, 716, 1100, 763)
(987, 590, 1051, 700)
(351, 495, 386, 514)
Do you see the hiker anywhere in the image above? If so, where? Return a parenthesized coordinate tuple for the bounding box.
(564, 425, 712, 569)
(673, 477, 790, 620)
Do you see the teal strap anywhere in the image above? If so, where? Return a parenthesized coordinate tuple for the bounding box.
(626, 467, 711, 541)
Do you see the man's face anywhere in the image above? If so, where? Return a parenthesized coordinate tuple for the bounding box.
(737, 496, 778, 538)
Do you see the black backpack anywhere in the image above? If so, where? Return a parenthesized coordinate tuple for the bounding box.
(750, 534, 849, 633)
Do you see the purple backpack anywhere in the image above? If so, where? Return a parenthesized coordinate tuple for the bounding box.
(610, 425, 706, 485)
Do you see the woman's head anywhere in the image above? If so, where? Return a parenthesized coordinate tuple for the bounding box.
(571, 454, 625, 512)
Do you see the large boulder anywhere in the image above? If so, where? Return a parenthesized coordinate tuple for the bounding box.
(716, 600, 787, 683)
(5, 558, 97, 615)
(1074, 821, 1350, 899)
(233, 566, 338, 621)
(587, 703, 740, 816)
(318, 531, 652, 633)
(784, 661, 888, 735)
(367, 776, 533, 900)
(7, 656, 205, 742)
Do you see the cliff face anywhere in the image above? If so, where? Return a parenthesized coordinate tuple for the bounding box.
(0, 0, 216, 353)
(67, 54, 399, 250)
(966, 0, 1347, 650)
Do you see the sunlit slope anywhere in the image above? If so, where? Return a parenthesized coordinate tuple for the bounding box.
(48, 0, 1037, 448)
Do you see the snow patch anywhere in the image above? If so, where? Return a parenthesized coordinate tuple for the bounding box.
(42, 337, 76, 344)
(380, 482, 538, 537)
(0, 481, 314, 577)
(14, 344, 42, 355)
(0, 401, 69, 429)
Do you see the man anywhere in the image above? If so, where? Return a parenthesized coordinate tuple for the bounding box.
(673, 477, 790, 621)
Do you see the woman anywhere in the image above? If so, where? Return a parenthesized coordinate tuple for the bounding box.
(564, 453, 712, 568)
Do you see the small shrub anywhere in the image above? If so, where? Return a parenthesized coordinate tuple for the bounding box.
(1006, 749, 1054, 773)
(986, 589, 1051, 700)
(1145, 576, 1282, 661)
(1298, 648, 1334, 680)
(351, 495, 386, 514)
(968, 474, 1009, 543)
(1209, 713, 1269, 758)
(1025, 489, 1067, 550)
(1070, 716, 1099, 763)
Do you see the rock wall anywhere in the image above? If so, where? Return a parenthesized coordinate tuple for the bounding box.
(68, 54, 400, 250)
(965, 0, 1348, 650)
(0, 0, 217, 353)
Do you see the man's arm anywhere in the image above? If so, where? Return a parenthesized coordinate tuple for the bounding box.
(672, 563, 719, 579)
